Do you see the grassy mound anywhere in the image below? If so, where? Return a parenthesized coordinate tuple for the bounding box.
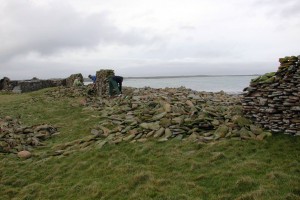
(0, 88, 299, 200)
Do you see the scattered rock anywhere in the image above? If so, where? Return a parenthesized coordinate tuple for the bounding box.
(0, 116, 59, 154)
(214, 125, 229, 138)
(154, 128, 165, 138)
(80, 86, 269, 145)
(17, 150, 32, 159)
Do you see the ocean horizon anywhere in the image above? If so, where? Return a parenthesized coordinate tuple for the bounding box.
(85, 75, 259, 93)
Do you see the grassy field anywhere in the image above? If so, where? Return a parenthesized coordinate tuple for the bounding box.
(0, 88, 299, 200)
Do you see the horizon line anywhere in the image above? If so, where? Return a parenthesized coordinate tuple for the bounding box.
(11, 74, 261, 81)
(123, 74, 261, 79)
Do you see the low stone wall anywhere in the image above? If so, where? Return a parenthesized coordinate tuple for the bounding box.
(0, 73, 84, 93)
(17, 79, 65, 93)
(1, 78, 65, 93)
(242, 55, 300, 135)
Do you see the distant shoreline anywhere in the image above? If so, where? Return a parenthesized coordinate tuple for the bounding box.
(6, 74, 260, 82)
(123, 74, 260, 79)
(83, 74, 260, 81)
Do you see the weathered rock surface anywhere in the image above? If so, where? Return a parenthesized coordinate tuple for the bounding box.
(17, 150, 32, 159)
(242, 55, 300, 136)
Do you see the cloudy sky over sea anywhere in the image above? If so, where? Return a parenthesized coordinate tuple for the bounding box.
(0, 0, 299, 79)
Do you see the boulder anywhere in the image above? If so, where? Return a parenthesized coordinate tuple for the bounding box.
(17, 151, 32, 159)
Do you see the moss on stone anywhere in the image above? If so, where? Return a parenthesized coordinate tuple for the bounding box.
(279, 56, 298, 64)
(234, 116, 252, 127)
(251, 72, 276, 83)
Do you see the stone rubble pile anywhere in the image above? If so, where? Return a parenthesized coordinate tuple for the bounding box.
(44, 86, 91, 99)
(0, 116, 59, 154)
(84, 87, 270, 145)
(242, 56, 300, 136)
(51, 86, 271, 155)
(95, 69, 115, 97)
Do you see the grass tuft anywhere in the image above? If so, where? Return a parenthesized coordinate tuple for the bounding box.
(235, 176, 258, 191)
(210, 152, 226, 162)
(130, 171, 152, 189)
(285, 193, 300, 200)
(266, 171, 288, 180)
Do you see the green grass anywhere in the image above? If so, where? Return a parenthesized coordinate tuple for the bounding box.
(0, 88, 300, 200)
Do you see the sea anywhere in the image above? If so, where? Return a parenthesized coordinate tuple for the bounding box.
(85, 75, 259, 94)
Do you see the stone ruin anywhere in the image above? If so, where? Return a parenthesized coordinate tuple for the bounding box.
(0, 73, 85, 93)
(242, 55, 300, 136)
(95, 69, 115, 97)
(13, 79, 64, 93)
(65, 73, 83, 87)
(0, 77, 65, 93)
(0, 71, 116, 95)
(0, 77, 19, 91)
(0, 77, 11, 90)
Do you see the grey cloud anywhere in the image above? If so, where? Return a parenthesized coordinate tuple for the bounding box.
(118, 61, 277, 77)
(144, 42, 236, 61)
(254, 0, 300, 18)
(2, 57, 277, 80)
(180, 25, 197, 30)
(0, 1, 156, 62)
(279, 2, 300, 18)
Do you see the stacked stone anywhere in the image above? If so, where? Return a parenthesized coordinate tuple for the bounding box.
(0, 116, 59, 153)
(95, 69, 115, 97)
(44, 86, 90, 98)
(242, 55, 300, 135)
(16, 79, 66, 93)
(1, 77, 66, 93)
(65, 73, 84, 87)
(0, 77, 12, 91)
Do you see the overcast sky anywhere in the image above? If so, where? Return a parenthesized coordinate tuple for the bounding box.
(0, 0, 299, 79)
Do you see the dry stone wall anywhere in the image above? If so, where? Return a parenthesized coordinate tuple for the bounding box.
(95, 69, 115, 97)
(242, 55, 300, 136)
(0, 78, 65, 93)
(0, 73, 86, 93)
(17, 79, 64, 93)
(0, 73, 83, 93)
